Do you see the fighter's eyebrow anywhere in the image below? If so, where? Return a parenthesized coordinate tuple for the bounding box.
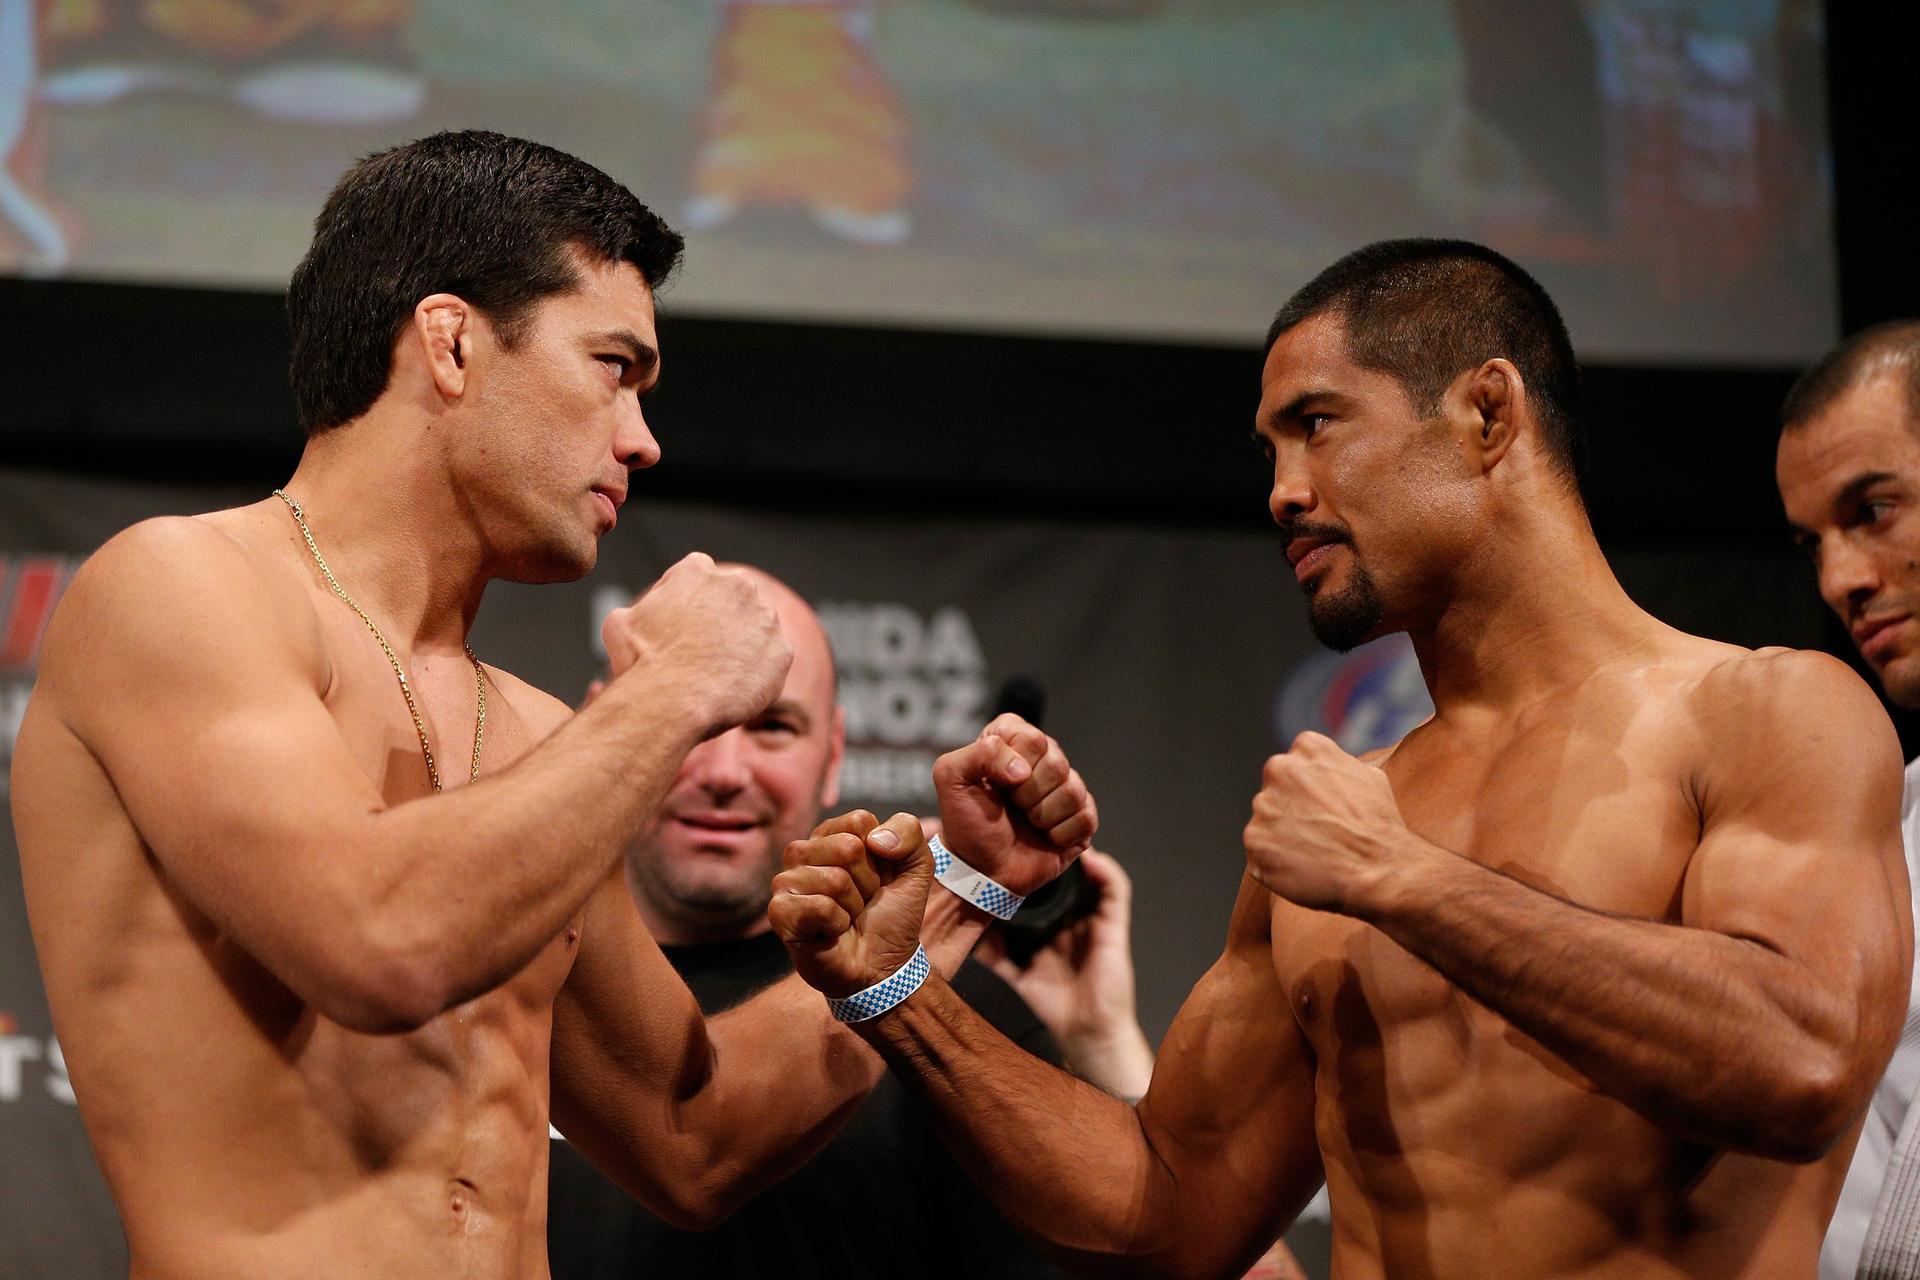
(1260, 388, 1342, 432)
(587, 329, 660, 373)
(1834, 471, 1899, 510)
(1790, 470, 1904, 544)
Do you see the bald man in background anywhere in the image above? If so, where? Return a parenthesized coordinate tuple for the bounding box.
(550, 568, 1155, 1279)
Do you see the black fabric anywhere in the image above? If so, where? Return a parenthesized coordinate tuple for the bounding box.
(547, 932, 1072, 1279)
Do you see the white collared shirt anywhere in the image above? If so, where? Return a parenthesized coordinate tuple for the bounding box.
(1822, 759, 1920, 1280)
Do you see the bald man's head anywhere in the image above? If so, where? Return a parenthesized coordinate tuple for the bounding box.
(1782, 320, 1920, 437)
(732, 565, 837, 704)
(626, 567, 846, 945)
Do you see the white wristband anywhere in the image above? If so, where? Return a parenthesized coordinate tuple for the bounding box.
(929, 834, 1026, 920)
(825, 944, 931, 1023)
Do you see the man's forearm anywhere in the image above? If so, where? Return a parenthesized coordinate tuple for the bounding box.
(856, 972, 1181, 1269)
(343, 669, 708, 1020)
(662, 973, 889, 1224)
(1361, 838, 1867, 1160)
(923, 886, 993, 976)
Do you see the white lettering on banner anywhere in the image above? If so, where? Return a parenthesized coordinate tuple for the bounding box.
(0, 1035, 43, 1102)
(819, 604, 985, 677)
(840, 673, 988, 747)
(839, 748, 939, 806)
(0, 1016, 73, 1105)
(587, 594, 998, 805)
(587, 592, 993, 809)
(821, 602, 990, 806)
(923, 608, 987, 672)
(46, 1034, 73, 1104)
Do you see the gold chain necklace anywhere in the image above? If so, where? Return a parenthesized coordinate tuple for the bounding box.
(273, 489, 485, 791)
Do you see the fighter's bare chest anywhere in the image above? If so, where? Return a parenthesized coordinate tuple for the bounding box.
(312, 617, 585, 993)
(1387, 708, 1701, 913)
(319, 638, 499, 803)
(1275, 714, 1704, 1039)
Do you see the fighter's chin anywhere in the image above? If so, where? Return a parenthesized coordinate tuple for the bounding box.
(1303, 577, 1386, 653)
(1877, 650, 1920, 711)
(498, 536, 599, 586)
(1307, 611, 1386, 653)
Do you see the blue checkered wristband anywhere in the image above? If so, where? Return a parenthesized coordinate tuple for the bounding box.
(929, 834, 1027, 920)
(825, 944, 932, 1023)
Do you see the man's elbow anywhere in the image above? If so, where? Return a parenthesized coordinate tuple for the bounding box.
(300, 929, 459, 1034)
(644, 1163, 748, 1232)
(307, 968, 447, 1035)
(1747, 1055, 1865, 1164)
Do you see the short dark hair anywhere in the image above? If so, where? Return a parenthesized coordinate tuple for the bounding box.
(287, 130, 684, 435)
(1780, 320, 1920, 432)
(1266, 238, 1586, 492)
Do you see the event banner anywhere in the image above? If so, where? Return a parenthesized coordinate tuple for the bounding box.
(0, 467, 1827, 1274)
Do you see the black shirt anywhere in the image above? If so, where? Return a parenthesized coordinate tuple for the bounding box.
(547, 931, 1072, 1279)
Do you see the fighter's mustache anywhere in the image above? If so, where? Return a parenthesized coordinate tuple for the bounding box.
(1278, 521, 1355, 570)
(1277, 520, 1352, 545)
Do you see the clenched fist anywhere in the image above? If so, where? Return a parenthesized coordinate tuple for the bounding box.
(1243, 732, 1421, 915)
(769, 810, 933, 998)
(600, 553, 792, 738)
(934, 713, 1097, 898)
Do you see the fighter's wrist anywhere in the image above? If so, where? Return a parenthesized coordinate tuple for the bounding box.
(595, 664, 713, 748)
(825, 944, 932, 1022)
(922, 887, 992, 977)
(929, 834, 1027, 919)
(1346, 828, 1452, 923)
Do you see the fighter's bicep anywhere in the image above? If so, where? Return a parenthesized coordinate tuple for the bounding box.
(1136, 877, 1323, 1258)
(1676, 652, 1911, 1102)
(1682, 653, 1908, 962)
(40, 522, 388, 918)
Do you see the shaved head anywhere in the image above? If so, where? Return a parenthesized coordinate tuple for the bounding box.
(1782, 320, 1920, 436)
(627, 565, 846, 944)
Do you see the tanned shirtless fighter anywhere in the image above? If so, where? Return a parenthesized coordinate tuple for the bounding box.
(771, 239, 1911, 1278)
(8, 130, 1095, 1279)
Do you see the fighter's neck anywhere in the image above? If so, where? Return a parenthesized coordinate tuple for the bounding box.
(277, 431, 488, 654)
(1409, 522, 1661, 717)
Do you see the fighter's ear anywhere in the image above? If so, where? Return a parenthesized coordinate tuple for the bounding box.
(1459, 358, 1522, 476)
(411, 293, 475, 401)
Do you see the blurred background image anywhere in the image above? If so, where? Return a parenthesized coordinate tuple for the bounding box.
(5, 0, 1834, 359)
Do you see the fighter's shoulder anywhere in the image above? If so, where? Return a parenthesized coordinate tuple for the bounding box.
(46, 512, 321, 674)
(1682, 642, 1884, 733)
(1672, 644, 1903, 821)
